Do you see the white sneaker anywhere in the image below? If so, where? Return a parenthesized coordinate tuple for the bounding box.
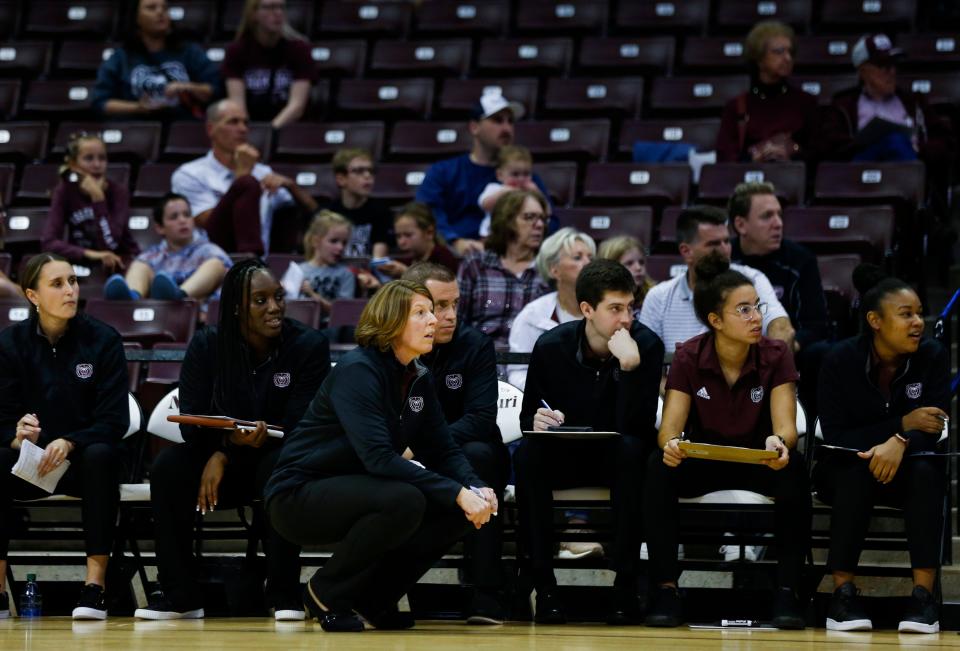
(720, 544, 763, 562)
(274, 607, 306, 621)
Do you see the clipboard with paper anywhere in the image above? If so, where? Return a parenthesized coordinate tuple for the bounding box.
(168, 414, 285, 439)
(678, 440, 779, 464)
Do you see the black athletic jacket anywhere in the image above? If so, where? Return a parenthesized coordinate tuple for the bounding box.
(265, 345, 484, 505)
(0, 313, 128, 449)
(178, 318, 330, 459)
(519, 319, 664, 442)
(421, 322, 499, 446)
(819, 334, 950, 452)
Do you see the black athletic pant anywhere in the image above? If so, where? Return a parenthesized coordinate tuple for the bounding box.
(150, 443, 301, 607)
(815, 454, 945, 572)
(267, 475, 471, 614)
(513, 435, 648, 589)
(643, 450, 811, 590)
(0, 443, 121, 560)
(460, 439, 510, 590)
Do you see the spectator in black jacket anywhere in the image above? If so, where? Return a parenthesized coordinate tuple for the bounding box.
(516, 259, 664, 625)
(403, 262, 509, 624)
(728, 181, 831, 420)
(135, 259, 330, 622)
(265, 280, 495, 633)
(816, 265, 950, 634)
(0, 253, 129, 621)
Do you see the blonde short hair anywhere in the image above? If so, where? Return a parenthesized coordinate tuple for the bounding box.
(235, 0, 306, 41)
(355, 280, 433, 351)
(744, 20, 795, 65)
(535, 227, 596, 283)
(303, 210, 352, 260)
(495, 144, 532, 169)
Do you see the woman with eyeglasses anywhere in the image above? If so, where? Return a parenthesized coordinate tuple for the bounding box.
(223, 0, 315, 129)
(457, 190, 550, 345)
(715, 20, 817, 162)
(643, 252, 811, 630)
(814, 265, 949, 634)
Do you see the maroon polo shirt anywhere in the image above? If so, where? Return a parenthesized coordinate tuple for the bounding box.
(666, 333, 798, 448)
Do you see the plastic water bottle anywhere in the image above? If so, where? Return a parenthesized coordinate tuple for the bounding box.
(19, 574, 42, 618)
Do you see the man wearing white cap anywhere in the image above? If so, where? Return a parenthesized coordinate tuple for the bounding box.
(416, 90, 552, 256)
(820, 34, 953, 167)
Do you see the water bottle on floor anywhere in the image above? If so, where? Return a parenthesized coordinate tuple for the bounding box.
(19, 574, 42, 618)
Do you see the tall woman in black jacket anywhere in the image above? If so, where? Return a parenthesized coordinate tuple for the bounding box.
(265, 280, 496, 632)
(816, 266, 950, 634)
(135, 259, 330, 621)
(0, 253, 129, 620)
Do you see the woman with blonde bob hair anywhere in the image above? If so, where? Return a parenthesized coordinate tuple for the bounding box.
(265, 280, 496, 632)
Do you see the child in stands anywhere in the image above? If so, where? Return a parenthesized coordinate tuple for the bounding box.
(298, 210, 356, 316)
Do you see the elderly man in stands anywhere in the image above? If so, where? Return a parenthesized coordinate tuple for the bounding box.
(416, 90, 552, 256)
(171, 99, 317, 256)
(640, 205, 794, 354)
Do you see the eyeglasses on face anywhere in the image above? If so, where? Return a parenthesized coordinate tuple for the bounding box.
(518, 211, 547, 224)
(729, 301, 768, 320)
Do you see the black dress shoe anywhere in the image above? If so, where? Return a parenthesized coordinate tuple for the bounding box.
(466, 588, 506, 625)
(645, 585, 683, 628)
(358, 607, 416, 630)
(534, 589, 567, 624)
(303, 585, 364, 632)
(771, 587, 806, 630)
(606, 585, 642, 625)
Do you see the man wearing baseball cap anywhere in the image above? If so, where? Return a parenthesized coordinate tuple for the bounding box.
(416, 90, 553, 256)
(820, 34, 953, 167)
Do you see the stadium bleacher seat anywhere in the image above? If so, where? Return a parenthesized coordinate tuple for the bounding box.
(813, 161, 925, 206)
(414, 0, 509, 36)
(329, 298, 370, 329)
(554, 206, 654, 247)
(577, 36, 675, 75)
(53, 121, 162, 163)
(56, 41, 115, 77)
(163, 121, 272, 161)
(0, 79, 20, 120)
(17, 162, 131, 204)
(273, 121, 385, 162)
(514, 119, 611, 161)
(698, 162, 806, 206)
(165, 0, 216, 40)
(126, 207, 163, 252)
(23, 1, 117, 37)
(0, 298, 33, 332)
(581, 162, 691, 209)
(475, 37, 573, 76)
(221, 0, 313, 38)
(307, 78, 331, 120)
(317, 2, 413, 37)
(333, 79, 435, 120)
(143, 341, 188, 387)
(0, 1, 17, 39)
(898, 72, 960, 107)
(714, 0, 812, 32)
(369, 162, 431, 203)
(22, 79, 97, 116)
(615, 0, 709, 34)
(817, 0, 916, 33)
(0, 42, 51, 79)
(649, 75, 749, 115)
(84, 298, 199, 348)
(437, 78, 539, 118)
(0, 162, 12, 205)
(618, 118, 721, 157)
(783, 205, 896, 262)
(657, 205, 683, 252)
(309, 40, 368, 79)
(793, 36, 860, 71)
(0, 121, 47, 163)
(534, 161, 578, 207)
(897, 34, 960, 69)
(681, 37, 747, 72)
(0, 251, 11, 277)
(132, 162, 178, 202)
(514, 0, 608, 34)
(370, 39, 473, 77)
(817, 253, 863, 333)
(123, 341, 143, 394)
(269, 163, 338, 203)
(790, 74, 858, 105)
(645, 253, 686, 282)
(3, 207, 48, 258)
(388, 121, 471, 160)
(542, 78, 644, 118)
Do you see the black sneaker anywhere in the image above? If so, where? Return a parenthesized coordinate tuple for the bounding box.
(0, 591, 9, 619)
(606, 584, 642, 625)
(72, 583, 107, 620)
(898, 585, 940, 634)
(271, 594, 306, 622)
(534, 589, 567, 624)
(465, 588, 505, 625)
(645, 585, 683, 628)
(302, 584, 363, 633)
(826, 582, 872, 631)
(134, 591, 204, 620)
(771, 587, 806, 629)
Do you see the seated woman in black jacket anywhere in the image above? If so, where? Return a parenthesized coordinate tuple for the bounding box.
(0, 253, 129, 620)
(816, 265, 950, 634)
(135, 258, 330, 622)
(265, 280, 496, 632)
(644, 252, 810, 629)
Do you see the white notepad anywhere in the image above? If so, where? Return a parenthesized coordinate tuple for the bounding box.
(11, 439, 70, 493)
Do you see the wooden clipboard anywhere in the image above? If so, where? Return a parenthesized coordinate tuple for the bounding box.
(678, 440, 778, 464)
(168, 414, 285, 439)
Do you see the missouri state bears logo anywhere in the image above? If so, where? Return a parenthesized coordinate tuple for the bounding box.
(409, 396, 424, 413)
(750, 386, 764, 403)
(445, 374, 463, 390)
(273, 372, 291, 388)
(75, 364, 93, 379)
(906, 382, 922, 399)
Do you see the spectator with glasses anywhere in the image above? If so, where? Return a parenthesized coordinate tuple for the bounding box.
(644, 252, 811, 630)
(224, 0, 316, 129)
(327, 148, 394, 260)
(457, 190, 550, 345)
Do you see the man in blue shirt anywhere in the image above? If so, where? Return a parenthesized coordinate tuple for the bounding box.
(416, 91, 551, 256)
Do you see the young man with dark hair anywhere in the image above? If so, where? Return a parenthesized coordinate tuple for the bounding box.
(515, 259, 664, 625)
(401, 262, 510, 624)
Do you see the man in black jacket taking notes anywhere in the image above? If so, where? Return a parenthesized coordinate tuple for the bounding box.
(516, 259, 665, 625)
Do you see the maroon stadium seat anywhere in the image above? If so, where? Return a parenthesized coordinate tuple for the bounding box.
(783, 205, 896, 262)
(437, 78, 539, 118)
(645, 254, 686, 283)
(132, 162, 179, 202)
(269, 163, 339, 203)
(18, 163, 131, 204)
(24, 2, 117, 37)
(309, 40, 368, 79)
(370, 163, 431, 203)
(273, 122, 385, 162)
(897, 34, 960, 69)
(618, 118, 721, 157)
(657, 205, 683, 252)
(0, 252, 11, 277)
(84, 299, 199, 348)
(817, 0, 916, 32)
(649, 76, 749, 115)
(123, 341, 142, 393)
(476, 38, 573, 76)
(0, 298, 33, 331)
(515, 119, 610, 161)
(144, 341, 188, 386)
(515, 1, 608, 34)
(3, 207, 49, 257)
(317, 2, 412, 37)
(554, 206, 654, 247)
(0, 1, 18, 39)
(681, 37, 747, 72)
(793, 36, 860, 71)
(370, 39, 472, 77)
(163, 121, 272, 161)
(281, 300, 323, 329)
(817, 253, 861, 301)
(698, 162, 806, 206)
(534, 161, 578, 207)
(542, 78, 644, 118)
(53, 122, 162, 163)
(0, 80, 20, 120)
(329, 298, 369, 329)
(714, 0, 811, 32)
(333, 79, 434, 120)
(0, 122, 49, 163)
(414, 0, 508, 37)
(898, 73, 960, 107)
(615, 0, 709, 34)
(23, 79, 97, 116)
(790, 74, 858, 105)
(388, 121, 471, 160)
(264, 253, 302, 282)
(582, 163, 691, 209)
(222, 1, 313, 37)
(577, 36, 675, 75)
(165, 0, 216, 40)
(0, 42, 52, 79)
(56, 41, 117, 76)
(0, 163, 12, 205)
(814, 162, 925, 206)
(126, 207, 164, 252)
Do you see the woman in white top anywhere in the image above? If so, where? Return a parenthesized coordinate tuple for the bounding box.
(507, 227, 595, 390)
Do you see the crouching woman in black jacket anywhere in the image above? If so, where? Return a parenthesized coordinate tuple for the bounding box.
(0, 253, 129, 620)
(265, 280, 496, 632)
(816, 265, 950, 634)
